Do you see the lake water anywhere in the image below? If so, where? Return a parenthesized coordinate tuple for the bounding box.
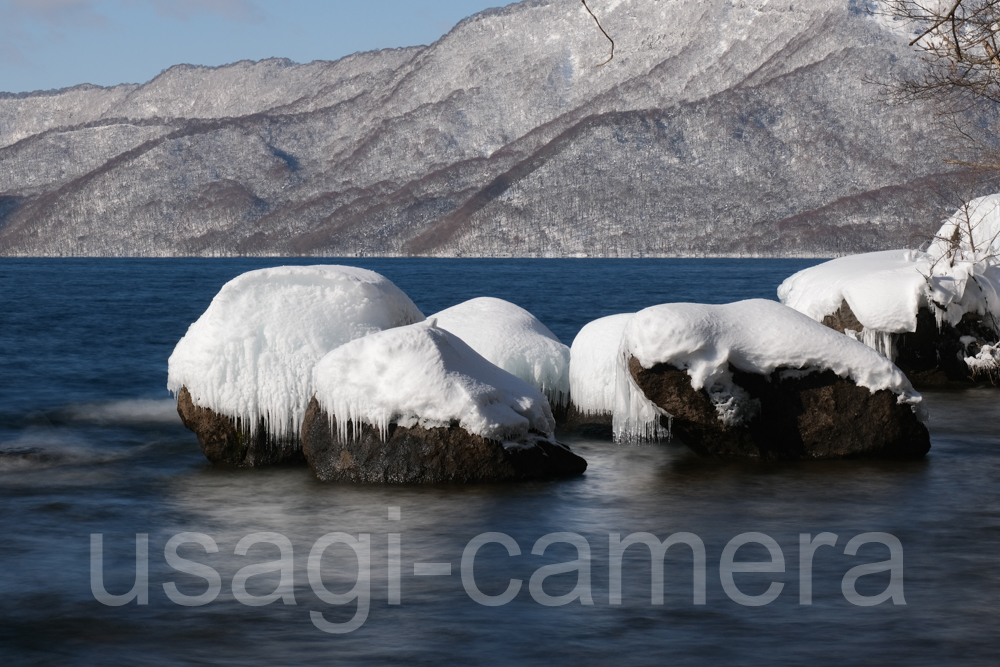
(1, 258, 998, 666)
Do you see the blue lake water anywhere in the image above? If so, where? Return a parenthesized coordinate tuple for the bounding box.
(1, 258, 998, 666)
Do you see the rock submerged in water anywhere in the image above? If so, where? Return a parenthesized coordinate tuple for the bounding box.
(168, 265, 588, 478)
(628, 357, 931, 461)
(301, 398, 586, 483)
(556, 403, 614, 439)
(176, 387, 304, 467)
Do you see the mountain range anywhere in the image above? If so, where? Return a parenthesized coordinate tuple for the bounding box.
(0, 0, 994, 257)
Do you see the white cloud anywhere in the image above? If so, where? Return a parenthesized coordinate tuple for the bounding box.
(143, 0, 264, 22)
(0, 1, 106, 69)
(2, 0, 109, 27)
(0, 0, 264, 68)
(0, 0, 263, 29)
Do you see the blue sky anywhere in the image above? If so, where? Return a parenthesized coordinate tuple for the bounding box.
(0, 0, 505, 94)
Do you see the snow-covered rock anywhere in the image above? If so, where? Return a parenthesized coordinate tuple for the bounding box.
(927, 194, 1000, 259)
(778, 250, 1000, 346)
(778, 195, 1000, 383)
(168, 265, 424, 465)
(312, 319, 554, 441)
(616, 300, 930, 459)
(303, 320, 586, 483)
(965, 342, 1000, 380)
(779, 250, 929, 339)
(431, 297, 570, 408)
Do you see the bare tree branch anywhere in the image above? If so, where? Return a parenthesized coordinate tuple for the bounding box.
(909, 0, 964, 45)
(944, 159, 1000, 168)
(581, 0, 614, 67)
(876, 1, 1000, 171)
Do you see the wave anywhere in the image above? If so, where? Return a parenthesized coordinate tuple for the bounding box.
(61, 399, 180, 425)
(0, 434, 126, 472)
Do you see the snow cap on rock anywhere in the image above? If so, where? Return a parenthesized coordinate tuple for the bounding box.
(431, 297, 570, 407)
(167, 265, 424, 437)
(616, 299, 924, 440)
(927, 193, 1000, 258)
(779, 195, 1000, 345)
(312, 319, 556, 443)
(778, 250, 929, 334)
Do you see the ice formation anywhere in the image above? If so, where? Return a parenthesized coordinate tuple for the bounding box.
(614, 299, 924, 441)
(311, 320, 556, 443)
(431, 297, 570, 407)
(569, 313, 634, 415)
(779, 195, 1000, 356)
(167, 265, 424, 437)
(965, 343, 1000, 379)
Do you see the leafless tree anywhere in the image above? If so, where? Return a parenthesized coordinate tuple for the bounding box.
(877, 1, 1000, 168)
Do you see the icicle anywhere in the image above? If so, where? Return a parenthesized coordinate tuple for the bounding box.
(932, 304, 948, 332)
(862, 329, 896, 362)
(166, 265, 425, 444)
(612, 337, 671, 443)
(847, 328, 897, 362)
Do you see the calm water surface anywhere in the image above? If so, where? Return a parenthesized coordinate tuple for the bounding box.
(0, 258, 998, 666)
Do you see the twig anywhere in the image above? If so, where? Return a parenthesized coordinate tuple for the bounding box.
(909, 0, 964, 47)
(581, 0, 614, 66)
(944, 158, 1000, 169)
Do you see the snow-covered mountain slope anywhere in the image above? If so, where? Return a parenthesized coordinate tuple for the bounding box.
(0, 0, 993, 257)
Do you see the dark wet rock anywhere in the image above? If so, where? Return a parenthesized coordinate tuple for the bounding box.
(628, 356, 930, 461)
(822, 299, 996, 386)
(301, 398, 587, 483)
(821, 299, 865, 334)
(176, 386, 304, 467)
(556, 403, 613, 439)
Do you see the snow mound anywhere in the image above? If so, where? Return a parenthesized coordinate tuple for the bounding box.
(615, 299, 924, 441)
(778, 249, 929, 333)
(167, 265, 424, 437)
(926, 194, 1000, 258)
(431, 297, 570, 407)
(569, 313, 633, 415)
(779, 195, 1000, 356)
(312, 320, 555, 443)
